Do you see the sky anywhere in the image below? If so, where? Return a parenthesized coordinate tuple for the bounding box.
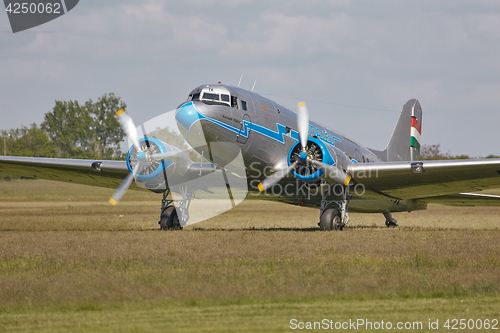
(1, 0, 499, 157)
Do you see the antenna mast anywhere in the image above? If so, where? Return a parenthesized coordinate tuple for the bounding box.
(238, 72, 244, 87)
(251, 79, 257, 92)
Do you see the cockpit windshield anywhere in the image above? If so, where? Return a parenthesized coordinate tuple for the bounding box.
(187, 86, 233, 107)
(203, 92, 219, 101)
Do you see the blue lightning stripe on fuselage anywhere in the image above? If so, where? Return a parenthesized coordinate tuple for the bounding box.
(177, 102, 339, 147)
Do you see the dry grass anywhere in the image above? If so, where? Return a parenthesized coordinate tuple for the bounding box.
(0, 180, 499, 332)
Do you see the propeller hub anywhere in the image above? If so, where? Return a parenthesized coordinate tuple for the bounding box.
(298, 151, 308, 162)
(136, 151, 147, 161)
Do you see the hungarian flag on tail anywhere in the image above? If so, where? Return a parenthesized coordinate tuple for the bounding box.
(410, 116, 421, 152)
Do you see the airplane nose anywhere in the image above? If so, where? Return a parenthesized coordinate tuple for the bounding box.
(175, 101, 203, 132)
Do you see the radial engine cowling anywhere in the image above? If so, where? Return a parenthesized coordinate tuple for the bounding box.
(287, 137, 350, 185)
(126, 137, 187, 191)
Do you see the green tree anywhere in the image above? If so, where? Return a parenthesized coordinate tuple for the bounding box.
(85, 93, 126, 159)
(148, 127, 189, 151)
(42, 100, 93, 158)
(421, 144, 500, 160)
(42, 94, 126, 159)
(3, 124, 57, 157)
(453, 154, 471, 160)
(420, 144, 450, 160)
(148, 127, 208, 162)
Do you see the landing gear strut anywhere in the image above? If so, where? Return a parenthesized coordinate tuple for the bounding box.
(383, 212, 398, 227)
(158, 186, 194, 230)
(318, 184, 352, 231)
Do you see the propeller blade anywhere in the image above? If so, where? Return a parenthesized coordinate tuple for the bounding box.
(115, 109, 141, 151)
(297, 102, 309, 151)
(108, 166, 140, 205)
(310, 160, 352, 185)
(257, 162, 297, 192)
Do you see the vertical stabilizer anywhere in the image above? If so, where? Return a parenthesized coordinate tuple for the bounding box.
(371, 99, 422, 162)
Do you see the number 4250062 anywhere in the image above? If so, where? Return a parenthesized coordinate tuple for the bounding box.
(444, 318, 498, 330)
(5, 2, 61, 14)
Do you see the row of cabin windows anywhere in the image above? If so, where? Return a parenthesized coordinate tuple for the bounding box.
(188, 92, 247, 111)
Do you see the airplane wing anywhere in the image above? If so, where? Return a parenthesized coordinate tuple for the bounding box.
(347, 159, 500, 203)
(0, 156, 131, 190)
(420, 192, 500, 206)
(0, 155, 230, 194)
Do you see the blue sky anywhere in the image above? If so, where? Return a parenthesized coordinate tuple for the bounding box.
(1, 0, 499, 157)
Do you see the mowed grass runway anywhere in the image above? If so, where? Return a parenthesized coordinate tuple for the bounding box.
(0, 180, 499, 332)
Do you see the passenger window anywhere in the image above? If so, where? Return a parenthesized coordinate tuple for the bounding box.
(221, 94, 230, 102)
(231, 96, 238, 108)
(241, 100, 247, 111)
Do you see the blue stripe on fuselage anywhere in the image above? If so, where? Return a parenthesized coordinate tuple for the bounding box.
(177, 102, 340, 147)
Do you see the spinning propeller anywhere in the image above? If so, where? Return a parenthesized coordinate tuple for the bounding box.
(257, 102, 351, 192)
(109, 109, 165, 205)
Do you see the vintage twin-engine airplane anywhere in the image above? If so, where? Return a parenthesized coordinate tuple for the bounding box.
(1, 83, 500, 230)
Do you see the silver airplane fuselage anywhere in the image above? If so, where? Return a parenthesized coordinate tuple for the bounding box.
(174, 84, 425, 213)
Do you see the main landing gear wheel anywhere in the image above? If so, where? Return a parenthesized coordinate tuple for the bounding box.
(319, 208, 343, 231)
(383, 212, 398, 227)
(160, 206, 183, 230)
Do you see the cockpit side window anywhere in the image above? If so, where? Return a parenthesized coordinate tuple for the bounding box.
(231, 96, 238, 108)
(241, 100, 248, 111)
(187, 92, 200, 101)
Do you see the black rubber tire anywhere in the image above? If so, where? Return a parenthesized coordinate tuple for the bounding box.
(160, 207, 182, 230)
(385, 219, 398, 227)
(319, 208, 342, 231)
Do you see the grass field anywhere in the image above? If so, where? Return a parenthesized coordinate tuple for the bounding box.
(0, 180, 499, 332)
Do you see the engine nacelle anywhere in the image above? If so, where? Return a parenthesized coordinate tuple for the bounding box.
(325, 145, 351, 173)
(287, 137, 352, 185)
(126, 137, 190, 191)
(287, 137, 335, 182)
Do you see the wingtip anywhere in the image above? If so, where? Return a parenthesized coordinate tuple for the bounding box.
(297, 102, 306, 108)
(109, 198, 118, 206)
(115, 109, 125, 117)
(258, 182, 265, 192)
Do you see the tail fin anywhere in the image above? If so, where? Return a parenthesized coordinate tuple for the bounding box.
(371, 99, 422, 162)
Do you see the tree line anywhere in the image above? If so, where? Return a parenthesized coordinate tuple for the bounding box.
(2, 93, 126, 159)
(420, 144, 498, 160)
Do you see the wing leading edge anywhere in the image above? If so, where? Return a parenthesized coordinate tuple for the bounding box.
(0, 156, 130, 190)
